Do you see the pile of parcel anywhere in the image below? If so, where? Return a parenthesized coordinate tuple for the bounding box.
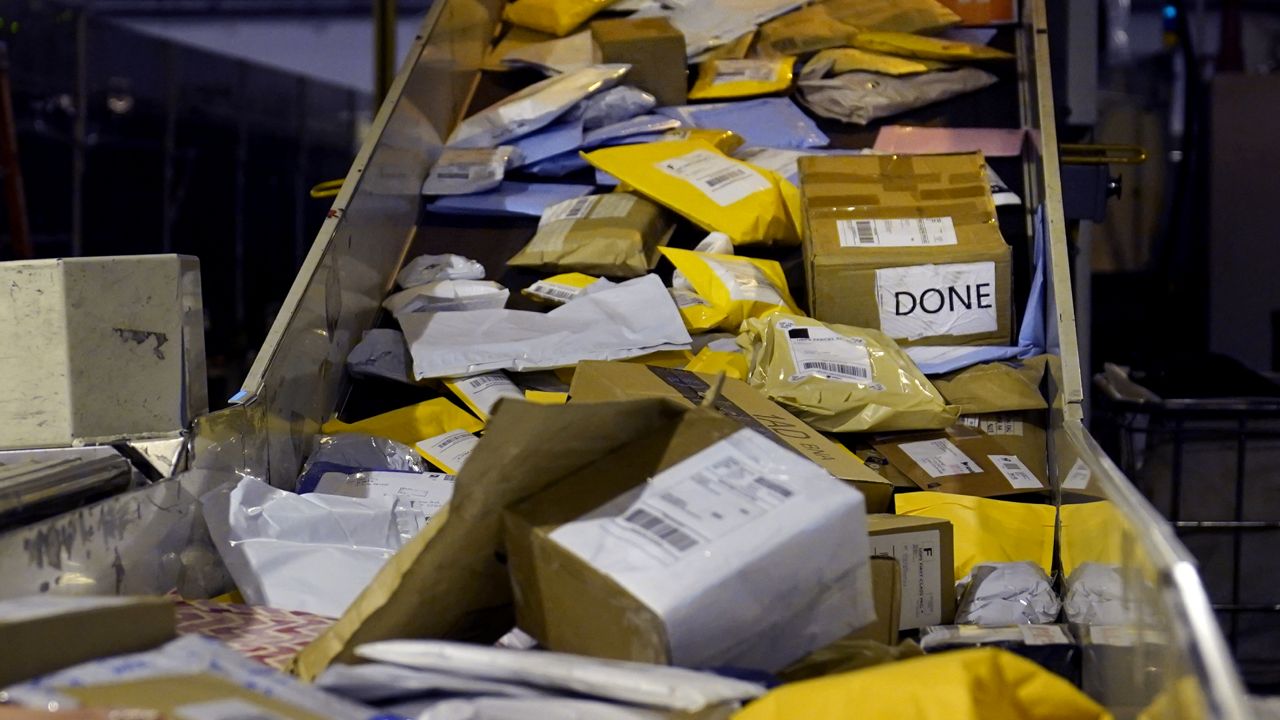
(1, 1, 1138, 719)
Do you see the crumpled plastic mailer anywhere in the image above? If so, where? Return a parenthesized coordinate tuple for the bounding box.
(321, 397, 485, 448)
(821, 0, 961, 34)
(741, 313, 958, 433)
(955, 562, 1062, 626)
(582, 140, 797, 246)
(418, 697, 671, 720)
(504, 0, 618, 37)
(299, 468, 455, 540)
(398, 253, 486, 288)
(798, 68, 999, 125)
(315, 662, 553, 703)
(657, 97, 829, 149)
(421, 147, 521, 196)
(799, 47, 951, 80)
(4, 635, 374, 720)
(399, 274, 692, 379)
(347, 329, 417, 385)
(302, 432, 426, 476)
(508, 193, 674, 277)
(356, 640, 766, 713)
(754, 4, 859, 57)
(1063, 562, 1139, 626)
(383, 279, 510, 317)
(577, 85, 658, 130)
(201, 476, 409, 618)
(664, 0, 808, 57)
(732, 647, 1112, 720)
(447, 64, 629, 147)
(583, 113, 684, 148)
(659, 247, 800, 333)
(931, 355, 1050, 415)
(688, 57, 796, 100)
(426, 181, 594, 217)
(852, 30, 1016, 62)
(500, 29, 603, 74)
(895, 492, 1056, 580)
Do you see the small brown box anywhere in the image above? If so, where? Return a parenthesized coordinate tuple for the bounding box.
(590, 17, 687, 107)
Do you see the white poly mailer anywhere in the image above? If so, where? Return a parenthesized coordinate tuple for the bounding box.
(549, 428, 875, 670)
(399, 274, 691, 379)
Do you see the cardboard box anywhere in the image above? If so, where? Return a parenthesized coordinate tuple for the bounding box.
(569, 361, 894, 512)
(504, 412, 873, 671)
(848, 556, 902, 644)
(798, 153, 1012, 346)
(867, 514, 956, 628)
(0, 595, 175, 686)
(590, 17, 687, 107)
(960, 410, 1048, 481)
(873, 425, 1048, 498)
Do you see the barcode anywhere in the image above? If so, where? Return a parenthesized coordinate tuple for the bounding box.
(753, 476, 793, 498)
(998, 458, 1022, 471)
(530, 283, 577, 300)
(705, 168, 747, 188)
(623, 508, 699, 552)
(802, 360, 869, 379)
(853, 220, 876, 244)
(559, 196, 596, 220)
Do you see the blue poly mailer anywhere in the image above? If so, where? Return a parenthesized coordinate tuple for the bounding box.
(511, 119, 585, 167)
(426, 182, 594, 217)
(657, 97, 829, 149)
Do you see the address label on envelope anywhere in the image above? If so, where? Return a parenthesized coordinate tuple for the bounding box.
(875, 262, 997, 340)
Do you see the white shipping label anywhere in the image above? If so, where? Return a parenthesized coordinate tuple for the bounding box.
(527, 280, 584, 304)
(174, 699, 288, 720)
(837, 217, 958, 248)
(671, 288, 712, 308)
(655, 149, 773, 207)
(960, 414, 1024, 436)
(446, 371, 522, 419)
(869, 529, 942, 628)
(779, 319, 874, 384)
(416, 430, 480, 474)
(1019, 624, 1072, 646)
(1063, 457, 1092, 490)
(540, 194, 601, 226)
(703, 256, 785, 305)
(712, 59, 780, 85)
(989, 454, 1043, 489)
(314, 471, 456, 532)
(898, 439, 981, 478)
(875, 261, 999, 341)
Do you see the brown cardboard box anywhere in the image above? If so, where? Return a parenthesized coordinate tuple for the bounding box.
(0, 596, 175, 686)
(867, 514, 956, 628)
(590, 17, 687, 106)
(848, 556, 902, 644)
(798, 153, 1012, 346)
(503, 407, 874, 670)
(934, 355, 1052, 480)
(873, 425, 1048, 498)
(570, 360, 893, 511)
(960, 410, 1048, 481)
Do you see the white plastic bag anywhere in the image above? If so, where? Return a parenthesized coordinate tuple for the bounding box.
(955, 562, 1061, 626)
(398, 254, 486, 288)
(383, 280, 510, 317)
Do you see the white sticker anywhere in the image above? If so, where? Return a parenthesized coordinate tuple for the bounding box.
(656, 149, 773, 207)
(961, 414, 1024, 436)
(869, 529, 942, 628)
(446, 371, 522, 419)
(898, 439, 981, 478)
(712, 59, 780, 85)
(540, 195, 601, 226)
(174, 699, 288, 720)
(1019, 625, 1072, 646)
(837, 217, 958, 248)
(780, 320, 874, 384)
(671, 288, 711, 308)
(875, 261, 999, 341)
(422, 148, 509, 194)
(987, 165, 1022, 207)
(703, 256, 785, 304)
(735, 147, 805, 182)
(416, 430, 480, 474)
(527, 280, 584, 304)
(989, 454, 1042, 489)
(1063, 457, 1092, 490)
(314, 471, 456, 533)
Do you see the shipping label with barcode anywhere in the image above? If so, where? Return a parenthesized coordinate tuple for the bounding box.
(539, 194, 601, 226)
(603, 439, 797, 564)
(528, 280, 584, 304)
(415, 430, 479, 474)
(988, 454, 1042, 489)
(960, 414, 1024, 436)
(868, 529, 942, 628)
(656, 149, 773, 207)
(898, 438, 981, 478)
(445, 371, 522, 419)
(837, 217, 958, 248)
(712, 59, 780, 85)
(779, 319, 874, 384)
(704, 256, 786, 304)
(1063, 457, 1092, 490)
